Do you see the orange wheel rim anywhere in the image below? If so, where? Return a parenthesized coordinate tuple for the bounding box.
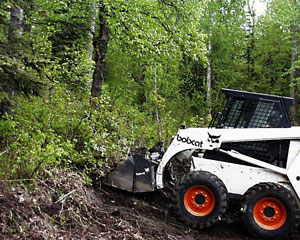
(184, 185, 215, 216)
(253, 197, 287, 230)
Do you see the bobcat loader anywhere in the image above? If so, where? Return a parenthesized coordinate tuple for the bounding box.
(108, 89, 300, 239)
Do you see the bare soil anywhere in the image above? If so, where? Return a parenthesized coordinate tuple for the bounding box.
(1, 170, 300, 240)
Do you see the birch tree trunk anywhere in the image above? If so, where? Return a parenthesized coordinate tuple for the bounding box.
(246, 0, 255, 81)
(88, 3, 97, 60)
(290, 25, 300, 125)
(8, 6, 24, 42)
(7, 5, 24, 99)
(206, 40, 212, 117)
(88, 3, 98, 82)
(154, 68, 162, 142)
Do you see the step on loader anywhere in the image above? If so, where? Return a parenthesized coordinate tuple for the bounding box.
(108, 88, 300, 239)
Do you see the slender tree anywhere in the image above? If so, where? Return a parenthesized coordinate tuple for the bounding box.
(290, 0, 300, 124)
(246, 0, 256, 82)
(91, 0, 109, 98)
(8, 6, 24, 42)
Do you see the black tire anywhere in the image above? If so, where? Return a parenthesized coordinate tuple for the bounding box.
(174, 171, 229, 229)
(241, 183, 300, 239)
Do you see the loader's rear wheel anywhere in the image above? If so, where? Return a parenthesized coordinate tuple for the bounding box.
(241, 183, 300, 239)
(174, 171, 228, 229)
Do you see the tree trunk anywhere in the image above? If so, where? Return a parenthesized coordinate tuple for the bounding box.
(246, 0, 255, 81)
(206, 40, 212, 117)
(154, 67, 162, 142)
(90, 1, 109, 98)
(8, 6, 24, 42)
(290, 25, 300, 125)
(88, 2, 97, 60)
(7, 5, 24, 99)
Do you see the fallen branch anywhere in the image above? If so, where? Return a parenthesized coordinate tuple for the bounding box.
(167, 234, 177, 240)
(0, 149, 7, 156)
(55, 189, 76, 203)
(36, 178, 55, 192)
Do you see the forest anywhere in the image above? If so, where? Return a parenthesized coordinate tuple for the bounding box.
(1, 0, 300, 239)
(1, 0, 299, 180)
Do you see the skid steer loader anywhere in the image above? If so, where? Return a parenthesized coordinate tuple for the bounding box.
(108, 88, 300, 239)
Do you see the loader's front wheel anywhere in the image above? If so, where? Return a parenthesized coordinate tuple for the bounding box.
(241, 183, 300, 239)
(174, 171, 228, 229)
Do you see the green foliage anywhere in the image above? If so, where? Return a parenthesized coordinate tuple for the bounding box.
(0, 54, 43, 95)
(104, 0, 210, 142)
(200, 0, 249, 111)
(0, 0, 299, 181)
(0, 0, 45, 115)
(249, 17, 292, 95)
(0, 85, 137, 179)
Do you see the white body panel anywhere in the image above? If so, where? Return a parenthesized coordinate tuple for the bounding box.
(192, 157, 288, 195)
(287, 152, 300, 198)
(287, 140, 300, 169)
(156, 127, 300, 199)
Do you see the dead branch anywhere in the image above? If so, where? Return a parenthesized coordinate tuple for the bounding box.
(55, 189, 76, 203)
(0, 149, 7, 156)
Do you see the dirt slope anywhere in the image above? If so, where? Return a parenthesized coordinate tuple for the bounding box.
(1, 170, 300, 240)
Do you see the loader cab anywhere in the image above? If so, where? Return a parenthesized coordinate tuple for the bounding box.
(216, 88, 292, 129)
(206, 89, 293, 168)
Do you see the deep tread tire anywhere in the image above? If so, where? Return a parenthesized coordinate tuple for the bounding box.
(174, 171, 229, 229)
(241, 183, 300, 239)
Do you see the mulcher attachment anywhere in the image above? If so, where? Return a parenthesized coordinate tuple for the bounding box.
(108, 144, 163, 193)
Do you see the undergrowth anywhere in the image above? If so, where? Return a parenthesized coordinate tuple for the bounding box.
(0, 84, 181, 181)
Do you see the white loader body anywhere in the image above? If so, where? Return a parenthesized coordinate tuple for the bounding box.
(156, 127, 300, 198)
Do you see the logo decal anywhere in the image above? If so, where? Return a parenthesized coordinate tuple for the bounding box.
(207, 132, 221, 144)
(176, 134, 203, 147)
